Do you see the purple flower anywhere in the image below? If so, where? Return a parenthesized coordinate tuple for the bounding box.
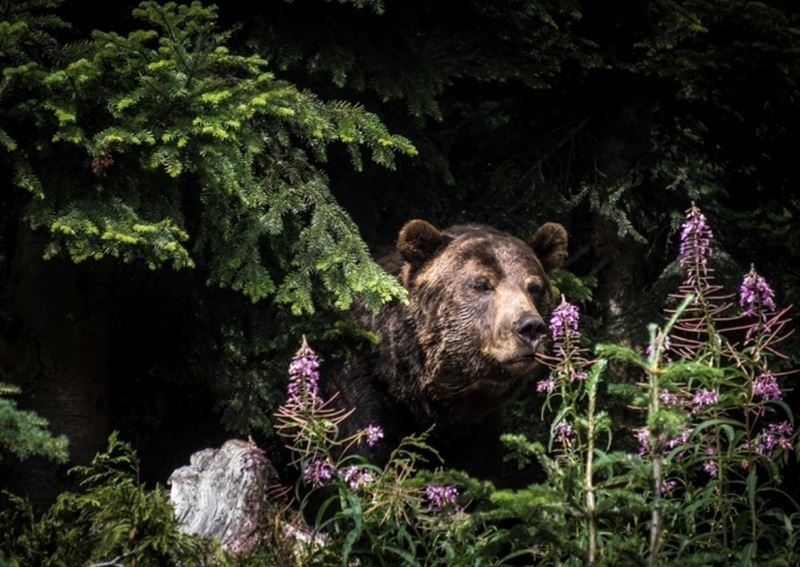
(753, 372, 782, 401)
(303, 459, 335, 488)
(288, 337, 321, 403)
(536, 376, 555, 394)
(240, 443, 268, 473)
(667, 428, 692, 449)
(570, 370, 588, 382)
(646, 335, 672, 360)
(554, 420, 573, 447)
(703, 446, 718, 477)
(679, 204, 714, 273)
(425, 484, 458, 513)
(739, 266, 776, 317)
(364, 424, 384, 447)
(756, 421, 794, 458)
(659, 389, 680, 406)
(637, 427, 691, 458)
(341, 466, 375, 490)
(691, 389, 718, 413)
(661, 479, 678, 494)
(636, 427, 650, 457)
(550, 297, 581, 342)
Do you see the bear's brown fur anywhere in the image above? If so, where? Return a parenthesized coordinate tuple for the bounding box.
(323, 220, 568, 473)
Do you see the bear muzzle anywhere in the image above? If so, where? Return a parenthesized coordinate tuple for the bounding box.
(484, 312, 547, 374)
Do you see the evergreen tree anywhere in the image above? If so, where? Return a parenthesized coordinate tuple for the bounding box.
(5, 0, 414, 314)
(0, 383, 68, 463)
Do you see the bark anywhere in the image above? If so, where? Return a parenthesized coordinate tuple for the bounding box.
(0, 224, 112, 507)
(591, 214, 646, 340)
(590, 102, 651, 341)
(169, 439, 281, 554)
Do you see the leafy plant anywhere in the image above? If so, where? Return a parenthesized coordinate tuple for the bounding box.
(0, 432, 220, 566)
(499, 204, 799, 565)
(272, 338, 508, 566)
(0, 382, 68, 463)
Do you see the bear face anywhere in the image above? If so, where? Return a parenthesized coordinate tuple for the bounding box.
(395, 220, 568, 425)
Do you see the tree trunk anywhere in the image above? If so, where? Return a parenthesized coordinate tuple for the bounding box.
(0, 224, 112, 508)
(590, 102, 650, 341)
(591, 215, 646, 340)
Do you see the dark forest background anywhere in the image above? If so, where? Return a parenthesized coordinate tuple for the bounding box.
(1, 0, 799, 511)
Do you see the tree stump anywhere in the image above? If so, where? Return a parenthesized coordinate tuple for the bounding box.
(168, 438, 279, 554)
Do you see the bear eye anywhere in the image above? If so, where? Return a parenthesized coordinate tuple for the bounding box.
(471, 277, 494, 292)
(528, 281, 544, 297)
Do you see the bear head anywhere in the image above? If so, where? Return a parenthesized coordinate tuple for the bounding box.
(395, 219, 568, 425)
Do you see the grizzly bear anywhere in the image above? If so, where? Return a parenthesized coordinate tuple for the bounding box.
(323, 219, 568, 476)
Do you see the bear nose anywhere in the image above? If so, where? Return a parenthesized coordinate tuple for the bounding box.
(513, 313, 546, 343)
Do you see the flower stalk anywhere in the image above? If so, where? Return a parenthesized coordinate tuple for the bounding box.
(584, 360, 605, 566)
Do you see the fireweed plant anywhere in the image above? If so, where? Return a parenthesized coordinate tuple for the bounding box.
(639, 205, 798, 564)
(516, 204, 798, 565)
(272, 337, 506, 565)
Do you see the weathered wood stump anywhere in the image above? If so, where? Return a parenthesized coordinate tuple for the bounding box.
(168, 438, 279, 554)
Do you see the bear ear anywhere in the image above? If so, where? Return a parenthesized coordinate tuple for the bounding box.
(397, 219, 450, 267)
(528, 222, 568, 272)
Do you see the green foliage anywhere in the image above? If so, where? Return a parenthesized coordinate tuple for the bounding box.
(2, 0, 414, 313)
(0, 383, 68, 463)
(550, 268, 597, 304)
(0, 432, 220, 566)
(0, 0, 68, 206)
